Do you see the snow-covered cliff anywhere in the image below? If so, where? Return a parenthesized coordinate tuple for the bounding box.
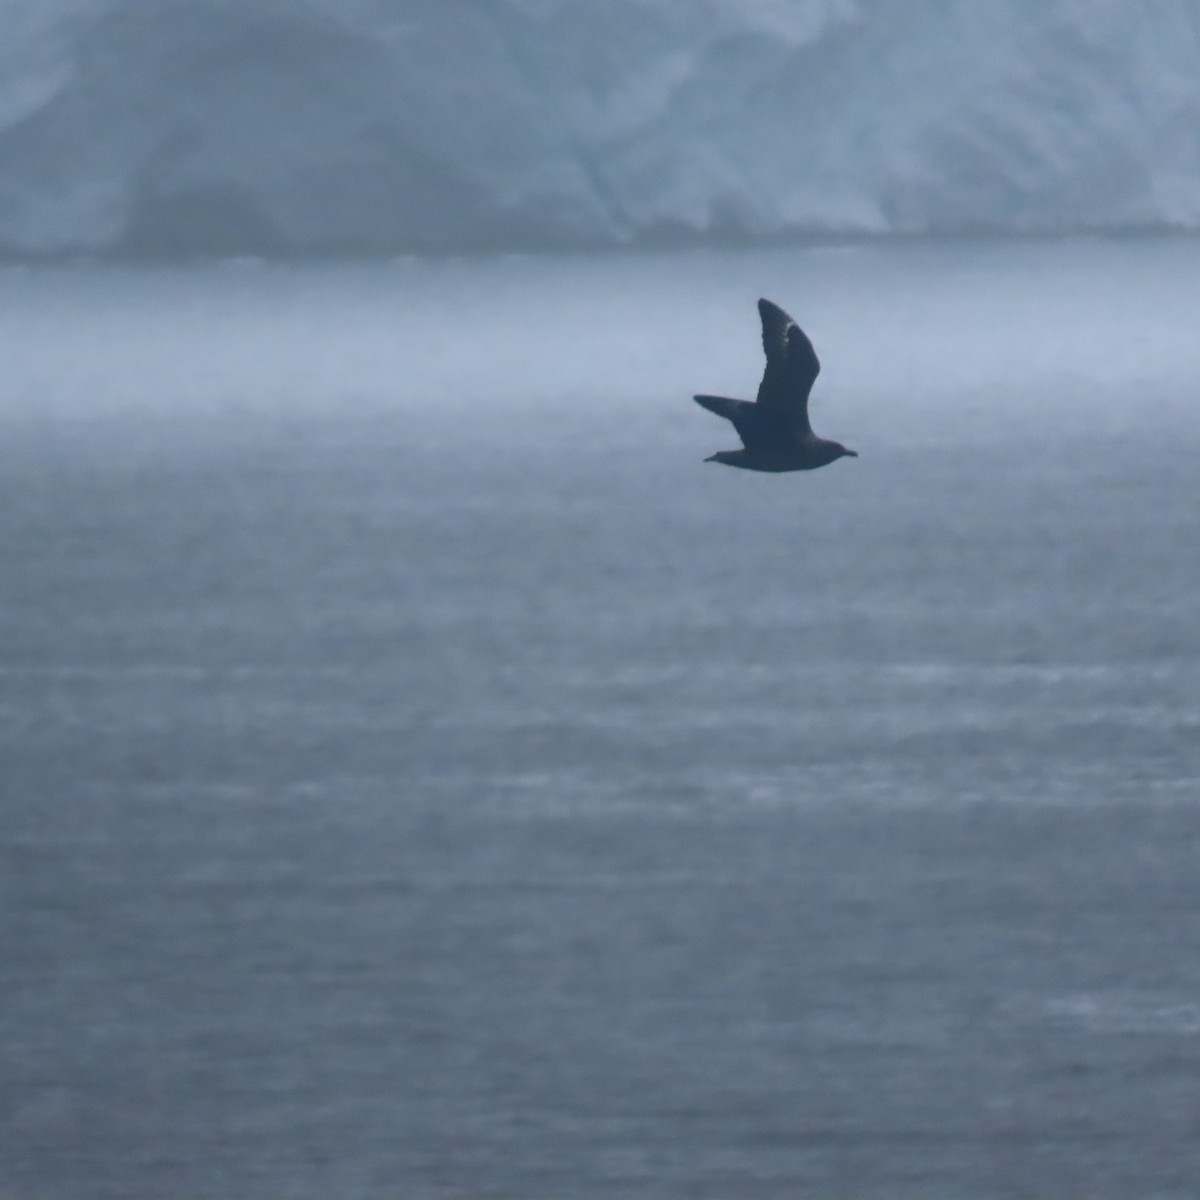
(2, 0, 1199, 257)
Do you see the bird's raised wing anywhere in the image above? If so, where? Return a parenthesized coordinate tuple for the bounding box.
(755, 298, 820, 430)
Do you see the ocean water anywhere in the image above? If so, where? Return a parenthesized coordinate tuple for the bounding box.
(2, 239, 1200, 1198)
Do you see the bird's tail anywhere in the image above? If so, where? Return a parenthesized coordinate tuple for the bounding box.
(693, 394, 748, 422)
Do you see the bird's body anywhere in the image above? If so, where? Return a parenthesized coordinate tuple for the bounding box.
(695, 298, 856, 472)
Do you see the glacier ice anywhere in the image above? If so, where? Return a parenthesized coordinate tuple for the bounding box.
(1, 0, 1199, 257)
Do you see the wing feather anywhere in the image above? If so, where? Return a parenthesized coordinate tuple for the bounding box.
(755, 298, 820, 432)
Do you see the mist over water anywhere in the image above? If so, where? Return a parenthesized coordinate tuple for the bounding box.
(3, 238, 1200, 1197)
(4, 1, 1200, 255)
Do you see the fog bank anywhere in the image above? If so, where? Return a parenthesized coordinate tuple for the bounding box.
(3, 0, 1199, 257)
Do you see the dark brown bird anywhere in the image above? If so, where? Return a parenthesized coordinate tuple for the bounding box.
(695, 298, 857, 471)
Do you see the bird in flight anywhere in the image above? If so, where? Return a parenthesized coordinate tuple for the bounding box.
(695, 298, 857, 471)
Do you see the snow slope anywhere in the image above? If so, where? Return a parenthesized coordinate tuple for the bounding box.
(1, 0, 1199, 256)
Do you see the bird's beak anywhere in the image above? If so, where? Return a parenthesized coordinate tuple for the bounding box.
(844, 449, 859, 458)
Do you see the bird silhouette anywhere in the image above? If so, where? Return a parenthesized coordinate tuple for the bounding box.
(695, 298, 857, 471)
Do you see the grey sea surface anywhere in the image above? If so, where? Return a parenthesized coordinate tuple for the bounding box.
(2, 239, 1200, 1198)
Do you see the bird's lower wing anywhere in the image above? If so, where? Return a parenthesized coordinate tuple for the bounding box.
(694, 394, 781, 452)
